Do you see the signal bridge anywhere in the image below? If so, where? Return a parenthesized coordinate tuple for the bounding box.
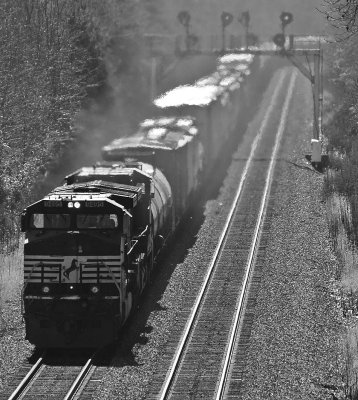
(175, 10, 325, 168)
(173, 39, 324, 168)
(145, 11, 325, 168)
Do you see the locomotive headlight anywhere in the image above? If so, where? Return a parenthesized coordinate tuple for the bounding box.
(68, 202, 74, 208)
(42, 285, 50, 294)
(90, 285, 99, 294)
(74, 202, 81, 209)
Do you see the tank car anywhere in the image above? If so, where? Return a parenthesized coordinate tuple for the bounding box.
(21, 162, 173, 347)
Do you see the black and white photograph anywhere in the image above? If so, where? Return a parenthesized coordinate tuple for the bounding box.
(0, 0, 355, 399)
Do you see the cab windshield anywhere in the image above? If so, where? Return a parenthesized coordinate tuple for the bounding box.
(29, 213, 119, 230)
(30, 213, 70, 229)
(76, 214, 119, 229)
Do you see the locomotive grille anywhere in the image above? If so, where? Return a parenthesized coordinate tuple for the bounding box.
(24, 257, 64, 282)
(24, 256, 122, 283)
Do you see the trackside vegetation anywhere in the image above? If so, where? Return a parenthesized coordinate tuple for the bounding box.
(323, 2, 358, 397)
(0, 0, 167, 251)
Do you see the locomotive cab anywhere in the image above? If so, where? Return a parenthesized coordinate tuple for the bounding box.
(21, 193, 135, 347)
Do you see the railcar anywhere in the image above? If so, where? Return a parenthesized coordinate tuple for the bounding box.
(102, 116, 202, 223)
(20, 53, 260, 348)
(152, 53, 256, 168)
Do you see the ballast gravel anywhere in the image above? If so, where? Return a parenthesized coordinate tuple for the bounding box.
(238, 74, 345, 399)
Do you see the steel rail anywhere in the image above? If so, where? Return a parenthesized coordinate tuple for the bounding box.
(158, 68, 290, 400)
(63, 355, 96, 400)
(8, 354, 45, 400)
(215, 70, 297, 400)
(7, 351, 96, 400)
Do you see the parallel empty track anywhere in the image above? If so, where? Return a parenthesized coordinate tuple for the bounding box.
(150, 68, 297, 400)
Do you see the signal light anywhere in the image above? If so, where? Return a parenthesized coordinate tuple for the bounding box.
(91, 285, 99, 294)
(221, 12, 234, 28)
(280, 12, 293, 28)
(42, 285, 50, 294)
(177, 11, 191, 27)
(273, 33, 286, 48)
(238, 11, 250, 26)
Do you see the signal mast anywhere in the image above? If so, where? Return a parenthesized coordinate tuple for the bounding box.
(272, 12, 323, 168)
(176, 11, 324, 169)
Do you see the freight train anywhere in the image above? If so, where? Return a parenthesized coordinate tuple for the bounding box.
(21, 53, 261, 348)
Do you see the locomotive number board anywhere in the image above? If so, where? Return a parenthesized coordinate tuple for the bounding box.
(85, 201, 104, 207)
(43, 200, 105, 207)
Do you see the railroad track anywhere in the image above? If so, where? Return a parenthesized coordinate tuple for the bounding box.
(149, 68, 297, 400)
(5, 351, 97, 400)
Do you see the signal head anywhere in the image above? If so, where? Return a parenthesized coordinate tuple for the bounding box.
(280, 12, 293, 28)
(177, 11, 191, 27)
(273, 33, 286, 49)
(238, 11, 250, 26)
(221, 12, 234, 28)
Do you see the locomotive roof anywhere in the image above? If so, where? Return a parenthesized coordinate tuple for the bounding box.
(103, 116, 198, 153)
(64, 162, 155, 184)
(52, 180, 143, 197)
(24, 181, 141, 214)
(27, 180, 144, 211)
(55, 180, 142, 208)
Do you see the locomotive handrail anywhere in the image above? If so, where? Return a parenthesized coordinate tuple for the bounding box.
(127, 239, 138, 256)
(24, 262, 43, 285)
(21, 262, 44, 316)
(101, 262, 121, 295)
(128, 225, 149, 255)
(134, 225, 149, 239)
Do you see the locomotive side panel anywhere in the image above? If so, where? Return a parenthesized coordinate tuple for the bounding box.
(150, 166, 174, 240)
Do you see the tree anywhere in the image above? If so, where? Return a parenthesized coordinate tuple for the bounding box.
(323, 0, 358, 37)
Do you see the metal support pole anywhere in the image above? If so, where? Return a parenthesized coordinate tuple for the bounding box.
(222, 26, 226, 51)
(311, 52, 322, 164)
(319, 44, 324, 136)
(150, 57, 157, 101)
(185, 25, 190, 52)
(313, 53, 320, 140)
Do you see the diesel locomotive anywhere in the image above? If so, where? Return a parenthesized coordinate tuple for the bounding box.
(21, 53, 260, 347)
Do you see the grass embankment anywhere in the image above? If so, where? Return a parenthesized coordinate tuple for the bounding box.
(323, 37, 358, 398)
(324, 157, 358, 398)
